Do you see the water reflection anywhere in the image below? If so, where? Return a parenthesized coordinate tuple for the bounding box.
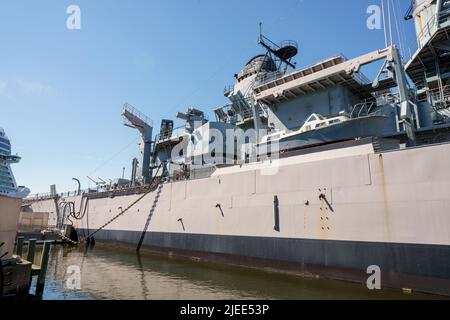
(33, 245, 442, 300)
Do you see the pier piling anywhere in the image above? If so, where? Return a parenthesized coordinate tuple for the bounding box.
(36, 241, 51, 298)
(27, 239, 37, 264)
(16, 237, 24, 257)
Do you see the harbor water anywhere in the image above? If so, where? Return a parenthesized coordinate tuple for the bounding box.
(29, 245, 443, 300)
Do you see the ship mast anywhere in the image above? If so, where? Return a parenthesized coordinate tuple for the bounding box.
(258, 23, 298, 73)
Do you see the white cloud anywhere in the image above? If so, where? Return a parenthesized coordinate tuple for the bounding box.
(0, 79, 55, 101)
(15, 79, 54, 95)
(0, 80, 13, 100)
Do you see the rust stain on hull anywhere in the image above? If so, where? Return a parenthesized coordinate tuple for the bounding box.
(378, 154, 392, 242)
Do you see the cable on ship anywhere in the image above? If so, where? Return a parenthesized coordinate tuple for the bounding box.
(57, 196, 89, 245)
(57, 162, 167, 246)
(86, 162, 167, 242)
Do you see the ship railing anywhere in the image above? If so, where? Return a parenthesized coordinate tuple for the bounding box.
(254, 54, 370, 88)
(255, 56, 344, 88)
(85, 183, 159, 200)
(277, 40, 298, 50)
(259, 34, 298, 51)
(25, 187, 100, 202)
(255, 71, 285, 87)
(155, 126, 188, 142)
(60, 189, 93, 198)
(351, 100, 380, 118)
(418, 85, 450, 109)
(0, 154, 20, 163)
(224, 85, 234, 96)
(375, 91, 399, 105)
(416, 14, 437, 49)
(416, 10, 450, 49)
(24, 192, 58, 202)
(417, 85, 450, 101)
(123, 103, 154, 128)
(62, 190, 86, 197)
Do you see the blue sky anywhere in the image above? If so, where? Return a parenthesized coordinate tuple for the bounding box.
(1, 0, 415, 193)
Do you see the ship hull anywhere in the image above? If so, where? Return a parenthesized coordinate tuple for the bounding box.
(0, 195, 22, 261)
(28, 139, 450, 296)
(78, 229, 450, 296)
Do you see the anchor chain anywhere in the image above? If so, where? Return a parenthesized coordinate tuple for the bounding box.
(59, 234, 80, 246)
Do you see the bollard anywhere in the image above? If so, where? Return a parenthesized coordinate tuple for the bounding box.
(27, 239, 37, 264)
(36, 241, 51, 296)
(16, 237, 24, 257)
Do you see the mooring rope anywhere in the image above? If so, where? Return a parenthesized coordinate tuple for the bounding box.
(86, 179, 162, 241)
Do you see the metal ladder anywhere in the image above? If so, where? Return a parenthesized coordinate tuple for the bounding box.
(86, 162, 166, 242)
(136, 183, 164, 251)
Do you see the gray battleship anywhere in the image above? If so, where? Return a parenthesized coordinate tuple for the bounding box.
(25, 0, 450, 296)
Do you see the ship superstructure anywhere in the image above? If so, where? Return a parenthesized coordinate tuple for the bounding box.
(0, 128, 29, 262)
(25, 1, 450, 296)
(0, 128, 21, 197)
(405, 0, 450, 129)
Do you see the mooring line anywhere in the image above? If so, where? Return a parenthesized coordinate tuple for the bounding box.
(83, 163, 167, 244)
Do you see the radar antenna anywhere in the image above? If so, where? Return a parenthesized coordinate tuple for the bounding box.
(258, 23, 298, 72)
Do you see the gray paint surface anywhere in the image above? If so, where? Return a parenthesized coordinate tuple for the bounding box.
(79, 229, 450, 281)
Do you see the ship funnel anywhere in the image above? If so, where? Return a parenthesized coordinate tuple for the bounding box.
(122, 103, 154, 183)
